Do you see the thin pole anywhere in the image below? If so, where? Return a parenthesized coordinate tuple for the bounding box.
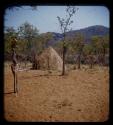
(11, 38, 18, 93)
(11, 64, 16, 93)
(15, 72, 18, 93)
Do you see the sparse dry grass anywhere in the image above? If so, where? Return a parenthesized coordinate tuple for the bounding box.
(4, 62, 109, 122)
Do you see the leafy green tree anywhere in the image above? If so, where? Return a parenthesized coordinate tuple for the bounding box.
(39, 32, 53, 49)
(4, 27, 18, 57)
(100, 35, 109, 63)
(18, 22, 39, 68)
(18, 22, 39, 52)
(83, 44, 95, 68)
(91, 35, 109, 66)
(70, 33, 85, 69)
(30, 32, 54, 57)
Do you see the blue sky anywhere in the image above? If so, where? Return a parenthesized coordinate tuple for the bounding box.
(4, 6, 109, 33)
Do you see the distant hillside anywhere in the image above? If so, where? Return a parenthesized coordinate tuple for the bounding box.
(66, 25, 109, 43)
(40, 25, 109, 45)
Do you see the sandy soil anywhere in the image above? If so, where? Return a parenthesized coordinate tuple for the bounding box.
(4, 63, 109, 122)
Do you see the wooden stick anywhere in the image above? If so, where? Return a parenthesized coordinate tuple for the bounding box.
(11, 64, 16, 93)
(15, 73, 18, 93)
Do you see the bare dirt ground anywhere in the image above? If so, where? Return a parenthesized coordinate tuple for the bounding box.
(4, 62, 109, 122)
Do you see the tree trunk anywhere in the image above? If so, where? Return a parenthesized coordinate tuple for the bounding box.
(32, 54, 38, 69)
(89, 56, 93, 69)
(89, 60, 93, 69)
(103, 47, 106, 66)
(47, 56, 50, 70)
(62, 46, 65, 75)
(78, 54, 81, 69)
(32, 61, 37, 69)
(62, 33, 67, 75)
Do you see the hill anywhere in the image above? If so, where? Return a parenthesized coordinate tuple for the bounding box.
(41, 25, 109, 45)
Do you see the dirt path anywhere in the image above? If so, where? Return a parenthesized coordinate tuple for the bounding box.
(4, 65, 109, 122)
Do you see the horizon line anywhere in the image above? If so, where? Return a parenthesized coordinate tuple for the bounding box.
(39, 24, 109, 34)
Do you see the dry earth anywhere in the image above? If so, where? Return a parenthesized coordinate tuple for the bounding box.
(4, 62, 109, 122)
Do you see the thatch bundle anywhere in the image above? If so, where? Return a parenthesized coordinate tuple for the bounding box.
(37, 46, 64, 71)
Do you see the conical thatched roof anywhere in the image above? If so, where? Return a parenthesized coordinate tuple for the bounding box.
(37, 46, 65, 71)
